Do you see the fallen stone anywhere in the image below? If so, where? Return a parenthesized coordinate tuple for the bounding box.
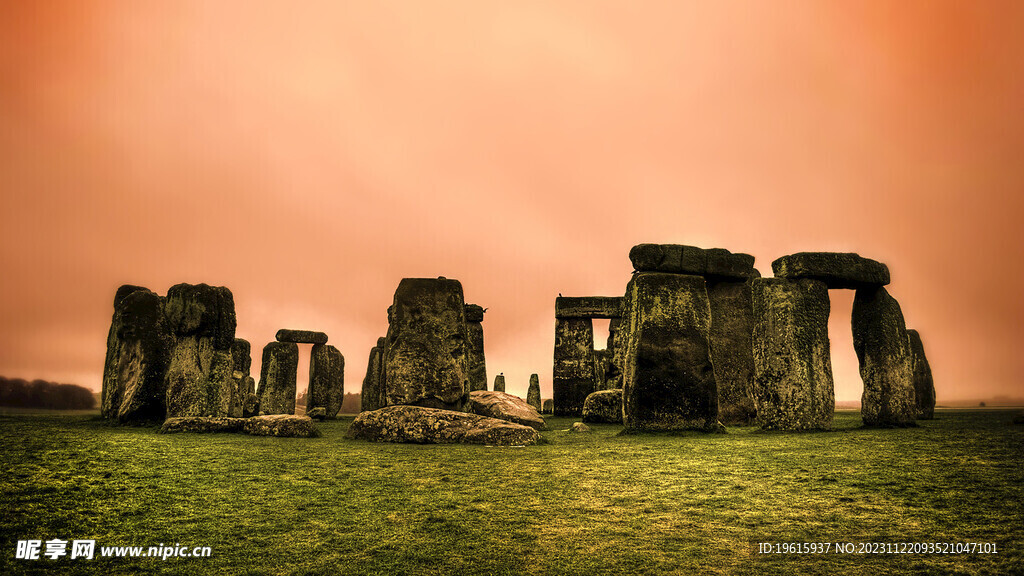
(554, 296, 623, 319)
(258, 341, 299, 415)
(772, 252, 890, 289)
(275, 329, 328, 345)
(708, 278, 757, 425)
(469, 390, 546, 430)
(853, 287, 917, 427)
(582, 389, 623, 423)
(526, 374, 542, 411)
(307, 344, 344, 418)
(628, 244, 756, 280)
(906, 329, 936, 420)
(346, 405, 540, 446)
(160, 416, 246, 433)
(307, 407, 327, 420)
(542, 399, 553, 414)
(244, 414, 319, 437)
(553, 318, 596, 416)
(493, 373, 506, 393)
(568, 422, 591, 433)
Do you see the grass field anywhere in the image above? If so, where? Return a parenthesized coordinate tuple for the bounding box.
(1, 409, 1021, 575)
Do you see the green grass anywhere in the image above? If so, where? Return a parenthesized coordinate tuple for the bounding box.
(1, 409, 1021, 575)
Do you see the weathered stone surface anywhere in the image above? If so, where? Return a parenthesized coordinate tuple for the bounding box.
(622, 273, 722, 432)
(554, 296, 623, 319)
(258, 341, 298, 415)
(360, 339, 386, 412)
(231, 339, 251, 374)
(160, 416, 245, 433)
(466, 309, 487, 392)
(582, 389, 623, 423)
(469, 390, 546, 431)
(164, 283, 236, 350)
(493, 373, 506, 393)
(275, 329, 328, 345)
(526, 374, 542, 411)
(772, 252, 890, 289)
(244, 414, 319, 437)
(113, 289, 175, 423)
(242, 392, 260, 418)
(907, 329, 935, 420)
(853, 287, 917, 427)
(542, 399, 553, 414)
(751, 278, 834, 431)
(593, 350, 613, 391)
(308, 344, 344, 418)
(568, 422, 591, 433)
(101, 284, 149, 419)
(307, 407, 327, 420)
(708, 279, 757, 425)
(464, 304, 485, 323)
(629, 244, 756, 280)
(384, 278, 470, 411)
(346, 405, 540, 445)
(229, 339, 252, 418)
(553, 318, 596, 416)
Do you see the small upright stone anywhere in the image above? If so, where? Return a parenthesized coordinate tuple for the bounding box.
(275, 329, 328, 344)
(582, 389, 623, 424)
(464, 304, 488, 392)
(360, 339, 386, 412)
(258, 341, 299, 415)
(772, 252, 890, 289)
(907, 329, 935, 420)
(308, 344, 345, 418)
(526, 374, 542, 411)
(853, 287, 916, 427)
(542, 399, 553, 414)
(493, 373, 506, 393)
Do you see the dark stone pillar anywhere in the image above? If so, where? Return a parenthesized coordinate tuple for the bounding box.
(553, 318, 596, 416)
(258, 341, 299, 415)
(907, 329, 935, 419)
(708, 278, 758, 424)
(853, 286, 916, 427)
(308, 344, 345, 418)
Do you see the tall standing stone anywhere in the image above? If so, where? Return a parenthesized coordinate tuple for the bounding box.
(385, 278, 470, 411)
(593, 350, 613, 391)
(163, 284, 237, 418)
(361, 338, 386, 412)
(708, 278, 758, 424)
(751, 278, 834, 431)
(552, 318, 596, 416)
(258, 341, 299, 415)
(114, 289, 175, 422)
(493, 373, 506, 393)
(308, 344, 345, 418)
(907, 329, 935, 419)
(465, 304, 487, 392)
(621, 273, 721, 432)
(229, 338, 251, 418)
(101, 284, 150, 419)
(526, 374, 542, 411)
(853, 287, 917, 427)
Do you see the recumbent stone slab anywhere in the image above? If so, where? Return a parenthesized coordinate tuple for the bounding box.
(275, 329, 328, 344)
(346, 405, 540, 446)
(628, 244, 756, 280)
(772, 252, 889, 289)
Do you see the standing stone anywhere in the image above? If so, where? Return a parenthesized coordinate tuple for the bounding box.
(553, 317, 596, 416)
(751, 278, 834, 431)
(621, 273, 721, 432)
(229, 338, 251, 418)
(465, 304, 487, 392)
(853, 287, 917, 427)
(907, 329, 935, 419)
(258, 341, 299, 415)
(308, 344, 345, 418)
(526, 374, 542, 411)
(385, 278, 470, 411)
(493, 373, 506, 393)
(593, 350, 613, 391)
(708, 278, 758, 425)
(361, 339, 386, 412)
(114, 289, 175, 422)
(101, 284, 148, 419)
(163, 284, 237, 418)
(541, 399, 553, 414)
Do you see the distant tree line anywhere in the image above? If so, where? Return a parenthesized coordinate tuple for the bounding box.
(297, 391, 362, 415)
(0, 377, 96, 409)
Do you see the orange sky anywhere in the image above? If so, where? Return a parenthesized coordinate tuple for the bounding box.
(2, 1, 1022, 402)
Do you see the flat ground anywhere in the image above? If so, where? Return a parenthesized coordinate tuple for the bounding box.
(1, 409, 1021, 576)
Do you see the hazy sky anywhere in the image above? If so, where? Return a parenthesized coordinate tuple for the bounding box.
(2, 1, 1022, 402)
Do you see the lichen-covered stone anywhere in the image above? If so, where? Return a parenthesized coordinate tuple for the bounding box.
(554, 296, 623, 319)
(553, 317, 596, 416)
(568, 422, 591, 433)
(493, 373, 506, 393)
(101, 284, 149, 419)
(772, 252, 890, 289)
(346, 405, 540, 445)
(231, 338, 251, 374)
(751, 278, 834, 431)
(164, 283, 236, 350)
(242, 392, 260, 418)
(853, 287, 917, 427)
(463, 303, 485, 323)
(708, 278, 757, 425)
(469, 390, 546, 431)
(360, 339, 386, 412)
(306, 407, 327, 420)
(308, 344, 344, 418)
(628, 244, 756, 280)
(244, 414, 319, 437)
(258, 341, 298, 415)
(160, 416, 246, 433)
(907, 329, 935, 420)
(275, 329, 328, 344)
(384, 278, 470, 411)
(526, 374, 542, 410)
(542, 399, 553, 414)
(582, 389, 623, 423)
(622, 273, 722, 432)
(113, 289, 174, 423)
(229, 339, 252, 418)
(465, 306, 487, 392)
(593, 349, 613, 391)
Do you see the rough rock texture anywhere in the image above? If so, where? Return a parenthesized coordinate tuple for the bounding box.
(582, 389, 623, 423)
(708, 279, 758, 425)
(629, 244, 756, 280)
(242, 393, 260, 418)
(469, 390, 546, 430)
(384, 278, 470, 411)
(229, 338, 252, 418)
(542, 399, 553, 414)
(361, 338, 386, 412)
(231, 338, 252, 375)
(772, 252, 890, 289)
(593, 350, 613, 391)
(244, 414, 319, 437)
(307, 407, 327, 420)
(113, 289, 175, 423)
(258, 341, 299, 415)
(163, 284, 237, 418)
(160, 416, 245, 433)
(751, 278, 834, 431)
(465, 305, 487, 392)
(569, 422, 591, 433)
(853, 287, 917, 427)
(907, 329, 936, 420)
(493, 374, 506, 393)
(526, 374, 542, 411)
(607, 297, 631, 391)
(275, 329, 328, 344)
(346, 405, 540, 445)
(622, 273, 722, 432)
(554, 296, 623, 319)
(553, 317, 596, 416)
(307, 344, 345, 418)
(101, 284, 149, 419)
